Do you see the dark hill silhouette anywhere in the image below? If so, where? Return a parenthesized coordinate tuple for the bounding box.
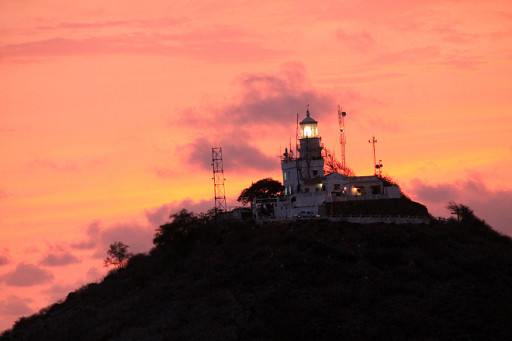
(2, 211, 512, 340)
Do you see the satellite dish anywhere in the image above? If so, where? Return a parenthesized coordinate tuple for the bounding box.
(342, 112, 347, 117)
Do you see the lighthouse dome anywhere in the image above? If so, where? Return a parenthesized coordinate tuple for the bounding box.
(300, 109, 317, 125)
(299, 109, 319, 138)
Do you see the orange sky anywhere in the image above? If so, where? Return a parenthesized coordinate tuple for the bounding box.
(1, 0, 512, 330)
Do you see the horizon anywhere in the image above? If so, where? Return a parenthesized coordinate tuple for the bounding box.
(1, 0, 512, 331)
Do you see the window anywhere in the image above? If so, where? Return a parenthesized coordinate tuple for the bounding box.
(312, 170, 318, 177)
(334, 184, 341, 190)
(352, 186, 365, 196)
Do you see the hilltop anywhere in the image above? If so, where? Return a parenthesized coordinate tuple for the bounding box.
(2, 212, 512, 340)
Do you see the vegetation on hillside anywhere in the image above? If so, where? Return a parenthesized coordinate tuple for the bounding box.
(104, 242, 133, 268)
(2, 207, 512, 340)
(237, 178, 284, 205)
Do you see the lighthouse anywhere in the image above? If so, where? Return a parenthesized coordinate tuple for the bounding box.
(298, 108, 324, 179)
(262, 105, 407, 220)
(281, 108, 325, 196)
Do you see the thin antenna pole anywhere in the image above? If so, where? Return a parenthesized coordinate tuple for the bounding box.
(338, 106, 347, 172)
(295, 113, 299, 156)
(368, 135, 377, 175)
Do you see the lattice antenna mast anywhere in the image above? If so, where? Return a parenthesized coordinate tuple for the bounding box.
(337, 106, 347, 171)
(211, 147, 227, 212)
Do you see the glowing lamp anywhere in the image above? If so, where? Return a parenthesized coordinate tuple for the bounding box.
(299, 109, 318, 138)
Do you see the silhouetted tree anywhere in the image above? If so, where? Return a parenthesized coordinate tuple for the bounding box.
(104, 242, 133, 268)
(153, 208, 217, 247)
(446, 201, 476, 222)
(237, 178, 284, 205)
(323, 147, 355, 176)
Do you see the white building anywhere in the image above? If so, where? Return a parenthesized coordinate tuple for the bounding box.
(253, 109, 402, 220)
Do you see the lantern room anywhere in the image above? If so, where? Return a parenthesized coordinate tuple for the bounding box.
(300, 109, 318, 138)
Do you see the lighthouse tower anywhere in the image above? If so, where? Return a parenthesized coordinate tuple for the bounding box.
(281, 108, 324, 196)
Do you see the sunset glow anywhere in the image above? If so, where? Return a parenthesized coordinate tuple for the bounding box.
(1, 0, 512, 331)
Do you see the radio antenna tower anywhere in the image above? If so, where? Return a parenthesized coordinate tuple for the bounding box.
(337, 106, 347, 171)
(368, 135, 383, 176)
(211, 147, 227, 212)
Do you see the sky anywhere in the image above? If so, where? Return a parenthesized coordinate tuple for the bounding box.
(1, 0, 512, 330)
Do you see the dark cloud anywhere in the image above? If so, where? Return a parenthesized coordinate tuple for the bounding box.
(176, 63, 336, 131)
(39, 252, 80, 267)
(182, 137, 278, 172)
(221, 63, 336, 126)
(0, 295, 33, 316)
(2, 263, 54, 287)
(172, 64, 341, 172)
(0, 256, 9, 266)
(408, 178, 512, 237)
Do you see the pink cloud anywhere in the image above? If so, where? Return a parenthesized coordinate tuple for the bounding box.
(372, 46, 441, 65)
(2, 263, 54, 287)
(86, 267, 105, 283)
(26, 159, 80, 173)
(44, 283, 80, 303)
(71, 198, 218, 263)
(153, 167, 178, 179)
(145, 198, 215, 227)
(39, 252, 80, 267)
(24, 157, 104, 175)
(336, 29, 376, 52)
(432, 26, 479, 44)
(96, 223, 154, 258)
(368, 44, 486, 71)
(37, 17, 182, 31)
(70, 221, 101, 250)
(408, 178, 512, 236)
(0, 29, 283, 62)
(71, 220, 152, 258)
(22, 246, 40, 254)
(435, 54, 485, 70)
(0, 295, 33, 317)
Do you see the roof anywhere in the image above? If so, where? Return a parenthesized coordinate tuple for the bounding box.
(300, 109, 317, 125)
